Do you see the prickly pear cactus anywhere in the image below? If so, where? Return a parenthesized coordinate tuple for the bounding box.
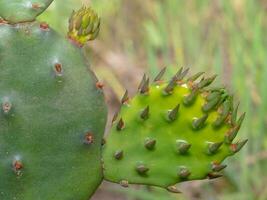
(0, 3, 107, 200)
(102, 68, 247, 192)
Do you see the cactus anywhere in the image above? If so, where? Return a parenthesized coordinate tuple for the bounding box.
(0, 2, 247, 200)
(102, 69, 247, 192)
(0, 3, 107, 200)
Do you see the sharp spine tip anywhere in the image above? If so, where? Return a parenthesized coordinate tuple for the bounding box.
(121, 90, 129, 104)
(237, 112, 246, 126)
(198, 75, 217, 89)
(116, 118, 125, 131)
(183, 88, 198, 105)
(112, 112, 119, 123)
(231, 102, 240, 125)
(207, 142, 223, 154)
(140, 106, 149, 120)
(213, 100, 231, 127)
(187, 72, 205, 82)
(138, 74, 147, 90)
(177, 140, 191, 154)
(225, 126, 240, 143)
(179, 167, 191, 178)
(230, 139, 248, 153)
(154, 67, 167, 82)
(192, 114, 208, 130)
(167, 104, 180, 121)
(114, 150, 124, 160)
(212, 162, 227, 172)
(176, 67, 189, 81)
(136, 164, 149, 174)
(202, 95, 220, 112)
(145, 138, 156, 150)
(140, 77, 150, 94)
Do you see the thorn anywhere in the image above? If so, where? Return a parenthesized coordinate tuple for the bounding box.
(138, 74, 147, 90)
(208, 172, 223, 179)
(121, 90, 129, 104)
(114, 150, 123, 160)
(136, 164, 149, 175)
(231, 102, 240, 125)
(154, 67, 166, 82)
(213, 100, 231, 127)
(167, 185, 181, 193)
(163, 76, 177, 94)
(197, 75, 217, 89)
(84, 132, 94, 145)
(207, 142, 223, 154)
(224, 126, 240, 143)
(140, 77, 149, 94)
(140, 106, 149, 120)
(116, 118, 125, 131)
(192, 114, 208, 130)
(237, 112, 246, 127)
(112, 112, 119, 123)
(230, 139, 248, 153)
(179, 166, 191, 178)
(187, 72, 205, 82)
(119, 180, 129, 187)
(202, 96, 220, 112)
(183, 88, 198, 105)
(177, 140, 191, 154)
(211, 162, 227, 172)
(167, 104, 180, 121)
(176, 68, 190, 81)
(145, 138, 156, 150)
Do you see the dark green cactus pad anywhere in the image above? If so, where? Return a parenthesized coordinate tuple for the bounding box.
(0, 22, 107, 199)
(0, 0, 53, 23)
(102, 68, 247, 191)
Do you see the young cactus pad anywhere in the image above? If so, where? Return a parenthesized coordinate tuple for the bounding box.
(102, 68, 247, 191)
(0, 5, 107, 200)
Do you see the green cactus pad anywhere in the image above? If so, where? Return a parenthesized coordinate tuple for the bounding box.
(0, 0, 53, 23)
(102, 68, 247, 190)
(0, 22, 107, 199)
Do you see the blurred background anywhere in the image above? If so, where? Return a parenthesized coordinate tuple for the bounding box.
(39, 0, 267, 199)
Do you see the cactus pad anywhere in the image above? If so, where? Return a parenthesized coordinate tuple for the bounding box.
(0, 0, 53, 23)
(0, 21, 107, 199)
(102, 68, 247, 191)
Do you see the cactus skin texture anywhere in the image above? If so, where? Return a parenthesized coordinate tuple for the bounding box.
(0, 0, 54, 23)
(0, 21, 107, 199)
(102, 68, 247, 191)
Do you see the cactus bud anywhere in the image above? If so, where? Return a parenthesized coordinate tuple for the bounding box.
(68, 6, 100, 47)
